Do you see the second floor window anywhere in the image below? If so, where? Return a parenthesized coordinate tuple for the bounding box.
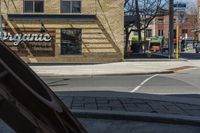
(24, 0, 44, 13)
(158, 19, 164, 24)
(61, 0, 81, 13)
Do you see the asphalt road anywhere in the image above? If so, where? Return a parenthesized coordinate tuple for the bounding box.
(41, 67, 200, 98)
(40, 52, 200, 99)
(39, 53, 200, 132)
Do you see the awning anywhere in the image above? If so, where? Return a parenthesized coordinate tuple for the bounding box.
(8, 14, 96, 22)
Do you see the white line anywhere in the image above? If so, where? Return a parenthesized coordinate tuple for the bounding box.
(131, 74, 159, 93)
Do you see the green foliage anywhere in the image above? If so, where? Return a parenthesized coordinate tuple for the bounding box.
(132, 36, 145, 42)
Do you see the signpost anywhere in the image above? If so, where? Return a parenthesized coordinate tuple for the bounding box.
(176, 23, 179, 59)
(174, 2, 186, 59)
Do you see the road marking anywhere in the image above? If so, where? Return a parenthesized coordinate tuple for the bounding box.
(131, 74, 159, 93)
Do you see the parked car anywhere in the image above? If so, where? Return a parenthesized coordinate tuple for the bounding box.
(149, 43, 161, 53)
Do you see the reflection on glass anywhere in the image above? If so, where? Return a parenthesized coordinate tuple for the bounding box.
(61, 1, 71, 13)
(61, 1, 81, 13)
(24, 1, 33, 13)
(24, 0, 44, 13)
(61, 29, 82, 55)
(35, 1, 44, 13)
(72, 1, 81, 13)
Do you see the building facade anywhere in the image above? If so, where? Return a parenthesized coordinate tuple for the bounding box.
(154, 15, 196, 40)
(197, 0, 200, 40)
(1, 0, 124, 63)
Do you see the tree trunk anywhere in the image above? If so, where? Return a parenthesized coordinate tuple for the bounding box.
(135, 0, 142, 53)
(143, 29, 147, 53)
(124, 27, 129, 57)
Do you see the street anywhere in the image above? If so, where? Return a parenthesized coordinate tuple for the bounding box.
(38, 53, 200, 132)
(39, 52, 200, 99)
(41, 61, 200, 99)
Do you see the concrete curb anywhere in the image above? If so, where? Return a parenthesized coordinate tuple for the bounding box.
(72, 109, 200, 126)
(124, 58, 188, 62)
(168, 66, 195, 72)
(37, 70, 174, 77)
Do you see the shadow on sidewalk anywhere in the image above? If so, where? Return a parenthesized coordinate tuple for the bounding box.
(55, 91, 200, 100)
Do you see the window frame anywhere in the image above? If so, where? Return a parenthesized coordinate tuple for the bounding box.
(158, 18, 164, 24)
(158, 29, 164, 36)
(60, 0, 81, 14)
(23, 0, 45, 14)
(146, 29, 152, 38)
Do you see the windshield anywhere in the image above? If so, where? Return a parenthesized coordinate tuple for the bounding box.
(1, 0, 200, 133)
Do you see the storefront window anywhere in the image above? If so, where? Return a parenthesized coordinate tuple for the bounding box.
(61, 29, 82, 55)
(61, 0, 81, 13)
(24, 0, 44, 13)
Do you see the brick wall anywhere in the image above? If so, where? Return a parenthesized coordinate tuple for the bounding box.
(1, 0, 124, 63)
(154, 15, 196, 39)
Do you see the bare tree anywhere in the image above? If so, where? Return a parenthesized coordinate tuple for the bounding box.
(124, 0, 168, 54)
(182, 2, 199, 41)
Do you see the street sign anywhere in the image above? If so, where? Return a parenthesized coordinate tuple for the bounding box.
(178, 11, 186, 23)
(174, 3, 186, 8)
(174, 2, 187, 23)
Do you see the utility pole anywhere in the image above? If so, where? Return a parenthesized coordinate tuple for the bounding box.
(135, 0, 142, 52)
(169, 0, 174, 58)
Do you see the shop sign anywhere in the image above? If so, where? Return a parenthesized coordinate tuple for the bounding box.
(0, 31, 52, 46)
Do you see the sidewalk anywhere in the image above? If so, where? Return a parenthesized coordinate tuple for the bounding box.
(30, 60, 196, 77)
(56, 91, 200, 126)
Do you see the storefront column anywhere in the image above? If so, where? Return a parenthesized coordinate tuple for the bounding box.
(55, 29, 61, 56)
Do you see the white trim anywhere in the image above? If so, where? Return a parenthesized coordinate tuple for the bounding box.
(131, 74, 159, 93)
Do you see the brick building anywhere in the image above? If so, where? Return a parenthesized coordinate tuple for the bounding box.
(197, 0, 200, 40)
(0, 0, 124, 63)
(154, 15, 196, 40)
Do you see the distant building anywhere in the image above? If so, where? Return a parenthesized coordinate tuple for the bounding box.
(128, 14, 196, 43)
(197, 0, 200, 40)
(154, 15, 196, 40)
